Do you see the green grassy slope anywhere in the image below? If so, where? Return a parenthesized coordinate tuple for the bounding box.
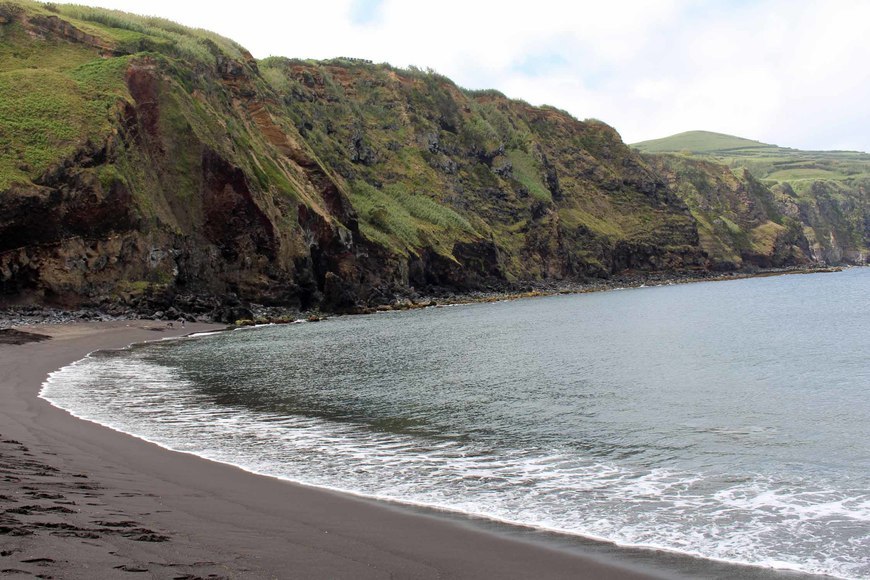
(0, 0, 251, 190)
(250, 57, 705, 279)
(0, 0, 350, 307)
(633, 130, 774, 154)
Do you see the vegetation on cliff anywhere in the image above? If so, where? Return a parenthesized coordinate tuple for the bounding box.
(0, 3, 866, 314)
(634, 131, 870, 265)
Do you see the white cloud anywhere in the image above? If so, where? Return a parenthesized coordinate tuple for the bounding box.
(49, 0, 870, 151)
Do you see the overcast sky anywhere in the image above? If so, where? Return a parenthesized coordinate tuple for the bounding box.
(52, 0, 870, 151)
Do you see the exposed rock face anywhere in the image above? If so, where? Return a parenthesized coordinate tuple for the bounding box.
(788, 179, 870, 264)
(646, 155, 814, 270)
(0, 3, 864, 312)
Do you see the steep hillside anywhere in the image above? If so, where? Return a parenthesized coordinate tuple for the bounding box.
(0, 1, 362, 313)
(0, 3, 862, 316)
(635, 132, 870, 264)
(259, 58, 706, 281)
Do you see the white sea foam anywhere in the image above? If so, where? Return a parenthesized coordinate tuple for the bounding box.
(41, 350, 870, 580)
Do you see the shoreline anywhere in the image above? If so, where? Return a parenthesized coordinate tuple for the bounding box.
(0, 264, 848, 330)
(216, 264, 851, 321)
(407, 263, 847, 305)
(0, 321, 828, 578)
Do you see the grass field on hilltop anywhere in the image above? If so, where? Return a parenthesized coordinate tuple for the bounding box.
(633, 130, 775, 154)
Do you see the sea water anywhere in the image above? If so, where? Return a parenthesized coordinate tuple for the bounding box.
(42, 268, 870, 578)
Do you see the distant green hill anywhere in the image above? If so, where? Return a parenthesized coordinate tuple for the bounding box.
(633, 130, 776, 154)
(633, 130, 870, 185)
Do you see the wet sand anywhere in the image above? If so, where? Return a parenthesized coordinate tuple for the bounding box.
(0, 321, 817, 579)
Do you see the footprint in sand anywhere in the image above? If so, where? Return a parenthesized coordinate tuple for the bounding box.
(114, 564, 149, 573)
(20, 557, 55, 564)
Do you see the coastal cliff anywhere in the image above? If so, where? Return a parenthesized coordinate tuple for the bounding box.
(0, 2, 866, 315)
(636, 131, 870, 268)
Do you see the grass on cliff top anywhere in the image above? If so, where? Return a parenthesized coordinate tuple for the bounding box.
(0, 20, 95, 72)
(0, 60, 130, 189)
(5, 0, 245, 65)
(0, 71, 86, 185)
(1, 1, 229, 190)
(0, 18, 133, 189)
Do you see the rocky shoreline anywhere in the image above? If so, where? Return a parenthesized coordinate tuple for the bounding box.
(0, 265, 844, 330)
